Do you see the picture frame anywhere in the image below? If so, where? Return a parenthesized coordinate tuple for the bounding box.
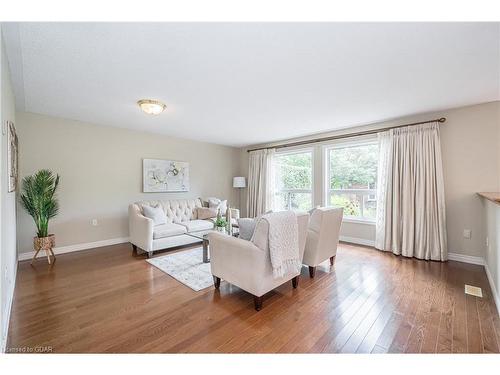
(142, 158, 190, 193)
(7, 121, 18, 193)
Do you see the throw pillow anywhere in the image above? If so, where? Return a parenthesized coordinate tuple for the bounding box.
(142, 205, 167, 226)
(238, 218, 258, 241)
(196, 207, 218, 220)
(208, 198, 228, 215)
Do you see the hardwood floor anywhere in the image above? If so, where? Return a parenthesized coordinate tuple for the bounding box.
(7, 242, 500, 353)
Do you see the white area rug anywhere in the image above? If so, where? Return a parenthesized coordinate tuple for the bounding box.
(146, 247, 213, 291)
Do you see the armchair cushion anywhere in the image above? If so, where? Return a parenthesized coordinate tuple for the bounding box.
(153, 223, 187, 239)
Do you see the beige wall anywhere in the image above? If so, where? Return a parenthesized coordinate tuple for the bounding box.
(1, 28, 17, 352)
(240, 101, 500, 258)
(439, 102, 499, 257)
(16, 112, 242, 254)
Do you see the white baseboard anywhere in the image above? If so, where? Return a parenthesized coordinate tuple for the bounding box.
(18, 237, 130, 261)
(485, 264, 500, 317)
(1, 260, 17, 353)
(339, 236, 375, 247)
(448, 252, 485, 266)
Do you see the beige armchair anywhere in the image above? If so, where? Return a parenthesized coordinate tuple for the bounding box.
(209, 212, 309, 311)
(302, 207, 343, 277)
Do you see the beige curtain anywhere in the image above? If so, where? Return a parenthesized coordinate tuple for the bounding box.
(375, 122, 447, 261)
(247, 149, 275, 218)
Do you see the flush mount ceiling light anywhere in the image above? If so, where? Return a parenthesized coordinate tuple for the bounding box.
(137, 99, 166, 115)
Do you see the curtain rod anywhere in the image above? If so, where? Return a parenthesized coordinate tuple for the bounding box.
(247, 117, 446, 153)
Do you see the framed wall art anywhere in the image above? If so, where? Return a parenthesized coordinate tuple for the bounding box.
(7, 121, 18, 193)
(143, 159, 190, 193)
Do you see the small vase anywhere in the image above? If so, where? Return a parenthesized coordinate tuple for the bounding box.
(32, 234, 56, 264)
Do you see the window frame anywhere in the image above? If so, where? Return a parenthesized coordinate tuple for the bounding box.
(323, 138, 378, 224)
(273, 147, 315, 212)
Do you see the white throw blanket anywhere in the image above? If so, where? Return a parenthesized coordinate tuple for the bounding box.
(260, 211, 301, 279)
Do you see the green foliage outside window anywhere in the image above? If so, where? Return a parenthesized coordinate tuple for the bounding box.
(274, 152, 313, 211)
(330, 194, 360, 216)
(275, 152, 312, 190)
(329, 143, 378, 220)
(272, 145, 378, 217)
(329, 144, 378, 189)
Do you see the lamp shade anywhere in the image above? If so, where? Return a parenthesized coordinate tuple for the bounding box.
(233, 177, 246, 188)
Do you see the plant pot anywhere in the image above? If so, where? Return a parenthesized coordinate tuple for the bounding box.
(32, 234, 56, 265)
(215, 226, 225, 233)
(33, 234, 55, 251)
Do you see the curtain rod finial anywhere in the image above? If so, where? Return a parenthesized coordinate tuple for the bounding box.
(438, 117, 446, 123)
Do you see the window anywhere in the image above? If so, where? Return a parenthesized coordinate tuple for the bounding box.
(273, 150, 313, 211)
(326, 141, 378, 221)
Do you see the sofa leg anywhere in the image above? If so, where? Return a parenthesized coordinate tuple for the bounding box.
(213, 276, 221, 289)
(309, 266, 316, 278)
(253, 296, 263, 311)
(131, 244, 137, 253)
(292, 276, 299, 289)
(330, 256, 335, 266)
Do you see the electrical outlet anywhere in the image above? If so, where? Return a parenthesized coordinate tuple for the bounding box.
(91, 219, 98, 226)
(463, 229, 471, 239)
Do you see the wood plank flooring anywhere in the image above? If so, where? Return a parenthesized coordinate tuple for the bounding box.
(7, 242, 500, 353)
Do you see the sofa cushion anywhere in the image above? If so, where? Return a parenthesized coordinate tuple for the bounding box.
(153, 223, 187, 239)
(179, 220, 214, 233)
(142, 205, 168, 226)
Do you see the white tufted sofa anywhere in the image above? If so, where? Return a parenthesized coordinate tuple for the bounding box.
(129, 198, 238, 258)
(128, 199, 207, 256)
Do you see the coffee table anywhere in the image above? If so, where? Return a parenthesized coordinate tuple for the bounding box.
(186, 229, 238, 263)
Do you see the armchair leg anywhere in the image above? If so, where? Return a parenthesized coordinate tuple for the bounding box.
(309, 266, 316, 278)
(147, 251, 153, 258)
(330, 256, 335, 266)
(253, 296, 263, 311)
(131, 244, 137, 253)
(213, 276, 221, 289)
(292, 276, 299, 289)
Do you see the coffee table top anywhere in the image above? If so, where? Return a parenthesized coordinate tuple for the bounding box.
(186, 228, 238, 241)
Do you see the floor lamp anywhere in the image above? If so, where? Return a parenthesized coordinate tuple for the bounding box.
(233, 177, 246, 213)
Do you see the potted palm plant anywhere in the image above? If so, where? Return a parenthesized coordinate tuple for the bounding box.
(20, 170, 60, 264)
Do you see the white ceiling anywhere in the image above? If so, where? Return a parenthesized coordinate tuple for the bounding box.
(2, 22, 500, 147)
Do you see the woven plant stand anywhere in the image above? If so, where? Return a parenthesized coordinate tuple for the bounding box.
(32, 234, 56, 265)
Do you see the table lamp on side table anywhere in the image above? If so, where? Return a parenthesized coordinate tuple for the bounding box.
(233, 176, 246, 215)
